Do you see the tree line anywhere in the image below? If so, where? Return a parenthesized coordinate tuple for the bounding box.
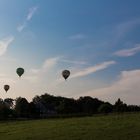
(0, 93, 140, 119)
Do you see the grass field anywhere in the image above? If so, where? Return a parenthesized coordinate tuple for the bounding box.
(0, 113, 140, 140)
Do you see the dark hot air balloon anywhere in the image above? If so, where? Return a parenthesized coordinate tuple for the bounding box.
(62, 70, 70, 80)
(4, 85, 10, 92)
(16, 68, 24, 77)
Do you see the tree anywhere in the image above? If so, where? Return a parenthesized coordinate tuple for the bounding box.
(56, 98, 77, 114)
(15, 97, 29, 117)
(0, 98, 12, 119)
(77, 96, 104, 114)
(32, 96, 47, 117)
(114, 98, 127, 112)
(98, 103, 113, 114)
(29, 102, 39, 118)
(4, 98, 14, 109)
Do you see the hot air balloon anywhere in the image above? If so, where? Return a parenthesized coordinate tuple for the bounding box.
(16, 67, 24, 77)
(62, 70, 70, 80)
(4, 85, 10, 92)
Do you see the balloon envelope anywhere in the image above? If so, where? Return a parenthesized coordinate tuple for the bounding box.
(16, 68, 24, 77)
(4, 85, 10, 92)
(62, 70, 70, 80)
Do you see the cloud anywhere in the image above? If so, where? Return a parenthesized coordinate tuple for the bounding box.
(71, 61, 116, 79)
(42, 57, 60, 72)
(113, 18, 140, 42)
(31, 57, 60, 74)
(24, 76, 39, 83)
(114, 44, 140, 57)
(0, 74, 6, 77)
(69, 34, 86, 40)
(27, 57, 60, 83)
(24, 57, 59, 83)
(101, 18, 140, 48)
(17, 6, 38, 32)
(0, 78, 16, 85)
(60, 59, 87, 65)
(117, 19, 140, 36)
(30, 57, 87, 76)
(0, 36, 14, 56)
(54, 60, 116, 87)
(0, 74, 16, 85)
(85, 69, 140, 104)
(17, 22, 27, 32)
(26, 6, 38, 21)
(0, 57, 17, 62)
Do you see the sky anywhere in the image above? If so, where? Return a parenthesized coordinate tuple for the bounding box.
(0, 0, 140, 104)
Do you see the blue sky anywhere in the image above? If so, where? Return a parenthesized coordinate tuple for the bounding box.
(0, 0, 140, 104)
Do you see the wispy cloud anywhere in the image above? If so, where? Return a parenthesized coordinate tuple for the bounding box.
(54, 60, 116, 87)
(116, 19, 140, 37)
(27, 57, 60, 82)
(100, 18, 140, 48)
(17, 6, 38, 32)
(0, 36, 14, 56)
(69, 33, 86, 40)
(114, 44, 140, 57)
(26, 6, 38, 21)
(42, 57, 60, 72)
(17, 22, 27, 32)
(60, 59, 87, 65)
(71, 61, 116, 79)
(31, 57, 87, 75)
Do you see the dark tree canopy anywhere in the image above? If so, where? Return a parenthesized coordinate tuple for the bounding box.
(15, 97, 29, 117)
(0, 95, 139, 119)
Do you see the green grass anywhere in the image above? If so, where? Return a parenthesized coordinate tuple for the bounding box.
(0, 113, 140, 140)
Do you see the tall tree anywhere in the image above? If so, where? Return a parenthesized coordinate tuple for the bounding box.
(15, 97, 29, 117)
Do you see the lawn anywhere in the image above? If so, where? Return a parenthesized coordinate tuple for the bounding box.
(0, 113, 140, 140)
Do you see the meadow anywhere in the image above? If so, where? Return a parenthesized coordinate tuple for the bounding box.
(0, 113, 139, 140)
